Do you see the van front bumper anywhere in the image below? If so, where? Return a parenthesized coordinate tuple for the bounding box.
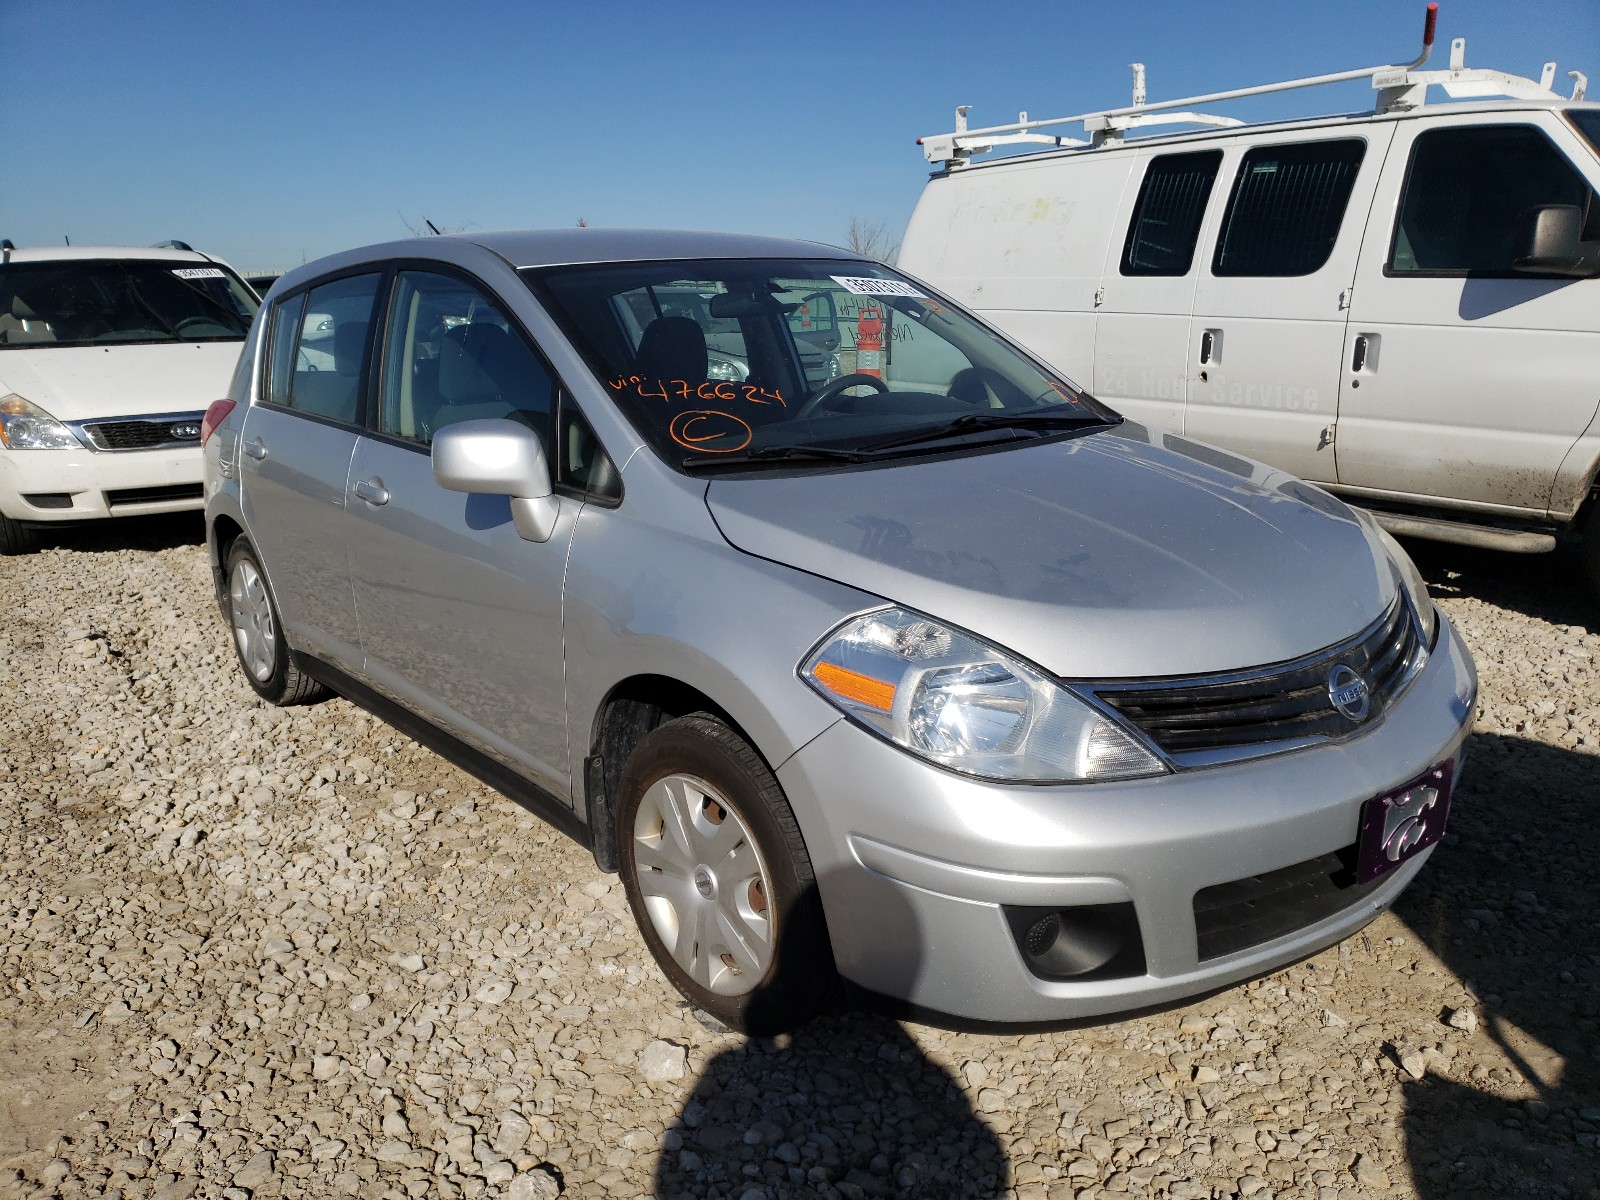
(0, 443, 204, 522)
(776, 613, 1476, 1024)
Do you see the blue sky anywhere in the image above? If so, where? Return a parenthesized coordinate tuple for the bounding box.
(5, 0, 1596, 273)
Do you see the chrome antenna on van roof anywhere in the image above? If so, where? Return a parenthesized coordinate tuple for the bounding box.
(918, 4, 1584, 169)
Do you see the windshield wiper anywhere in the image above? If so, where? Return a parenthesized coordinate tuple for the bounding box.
(864, 409, 1108, 453)
(680, 444, 877, 471)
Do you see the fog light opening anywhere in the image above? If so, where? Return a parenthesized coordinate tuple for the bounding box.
(1005, 902, 1146, 982)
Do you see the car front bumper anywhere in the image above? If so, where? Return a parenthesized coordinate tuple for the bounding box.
(0, 443, 204, 522)
(776, 613, 1477, 1023)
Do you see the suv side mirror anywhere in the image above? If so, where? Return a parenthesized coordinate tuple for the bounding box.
(432, 419, 560, 542)
(1513, 205, 1600, 278)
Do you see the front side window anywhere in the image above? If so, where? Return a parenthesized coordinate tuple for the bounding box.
(1389, 124, 1598, 275)
(278, 273, 382, 425)
(525, 259, 1115, 472)
(0, 259, 258, 349)
(1121, 150, 1223, 276)
(1213, 140, 1366, 277)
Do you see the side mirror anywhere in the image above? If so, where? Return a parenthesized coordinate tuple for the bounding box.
(432, 418, 560, 542)
(1513, 204, 1600, 278)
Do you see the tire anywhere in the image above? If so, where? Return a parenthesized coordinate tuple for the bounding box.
(616, 714, 833, 1034)
(0, 513, 41, 556)
(223, 538, 329, 706)
(1582, 500, 1600, 602)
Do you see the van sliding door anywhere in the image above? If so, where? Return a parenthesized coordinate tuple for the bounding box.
(1183, 128, 1395, 483)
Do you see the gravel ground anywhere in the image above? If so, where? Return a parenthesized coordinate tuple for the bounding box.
(1, 516, 1597, 1200)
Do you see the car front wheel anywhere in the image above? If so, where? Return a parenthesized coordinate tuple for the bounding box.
(224, 538, 328, 706)
(616, 714, 833, 1034)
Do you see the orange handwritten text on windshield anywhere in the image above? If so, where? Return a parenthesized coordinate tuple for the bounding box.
(668, 410, 753, 454)
(608, 377, 785, 407)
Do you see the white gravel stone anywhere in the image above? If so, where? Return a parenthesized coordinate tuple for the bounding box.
(638, 1038, 687, 1082)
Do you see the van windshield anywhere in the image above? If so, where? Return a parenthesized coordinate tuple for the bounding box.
(1569, 109, 1600, 159)
(524, 258, 1115, 471)
(0, 259, 259, 350)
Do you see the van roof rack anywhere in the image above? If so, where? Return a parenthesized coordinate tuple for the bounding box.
(917, 3, 1589, 169)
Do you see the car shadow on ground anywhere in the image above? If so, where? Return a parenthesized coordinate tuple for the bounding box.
(1393, 730, 1600, 1198)
(655, 872, 1009, 1198)
(1402, 538, 1597, 633)
(29, 512, 206, 555)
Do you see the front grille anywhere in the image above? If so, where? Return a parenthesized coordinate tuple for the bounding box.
(1095, 600, 1420, 755)
(105, 484, 203, 508)
(80, 413, 205, 451)
(1194, 845, 1381, 960)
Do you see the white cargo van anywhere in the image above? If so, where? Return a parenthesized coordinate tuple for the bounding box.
(899, 11, 1600, 590)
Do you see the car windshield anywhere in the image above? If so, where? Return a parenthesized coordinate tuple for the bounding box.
(0, 259, 259, 350)
(523, 258, 1116, 470)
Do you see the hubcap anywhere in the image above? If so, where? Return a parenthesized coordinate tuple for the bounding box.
(631, 773, 775, 996)
(228, 559, 277, 683)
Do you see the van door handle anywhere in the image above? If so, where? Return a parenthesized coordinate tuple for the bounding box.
(352, 478, 390, 506)
(243, 438, 268, 461)
(1199, 329, 1220, 365)
(1351, 335, 1370, 373)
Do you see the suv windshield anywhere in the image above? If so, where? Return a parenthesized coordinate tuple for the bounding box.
(524, 259, 1115, 470)
(0, 259, 259, 350)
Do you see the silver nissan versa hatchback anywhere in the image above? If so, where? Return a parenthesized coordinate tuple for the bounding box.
(202, 229, 1477, 1032)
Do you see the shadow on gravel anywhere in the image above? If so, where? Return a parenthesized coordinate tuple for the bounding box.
(1394, 731, 1600, 1199)
(1403, 538, 1597, 634)
(656, 877, 1009, 1198)
(30, 512, 206, 555)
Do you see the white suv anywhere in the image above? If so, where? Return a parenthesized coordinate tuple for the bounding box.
(0, 241, 260, 553)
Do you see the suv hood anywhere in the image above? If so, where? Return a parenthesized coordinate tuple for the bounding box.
(0, 342, 243, 420)
(705, 427, 1397, 679)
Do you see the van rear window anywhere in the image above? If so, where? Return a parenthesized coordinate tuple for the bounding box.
(1212, 140, 1365, 277)
(1121, 151, 1222, 277)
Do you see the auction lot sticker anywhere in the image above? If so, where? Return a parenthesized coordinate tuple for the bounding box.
(830, 276, 926, 298)
(171, 268, 226, 279)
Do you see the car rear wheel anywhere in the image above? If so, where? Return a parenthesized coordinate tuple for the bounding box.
(0, 513, 41, 555)
(224, 538, 328, 706)
(616, 714, 833, 1033)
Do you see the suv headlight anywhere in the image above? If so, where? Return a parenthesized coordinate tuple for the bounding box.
(1356, 511, 1438, 649)
(801, 608, 1167, 783)
(0, 394, 83, 450)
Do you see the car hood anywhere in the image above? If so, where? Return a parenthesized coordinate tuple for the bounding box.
(704, 425, 1397, 679)
(0, 342, 244, 420)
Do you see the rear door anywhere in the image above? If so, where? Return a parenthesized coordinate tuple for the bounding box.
(1335, 112, 1600, 514)
(238, 272, 384, 673)
(1183, 127, 1396, 482)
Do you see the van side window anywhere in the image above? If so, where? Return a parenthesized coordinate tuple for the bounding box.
(1212, 140, 1366, 277)
(1120, 151, 1223, 276)
(1389, 125, 1598, 275)
(283, 274, 383, 425)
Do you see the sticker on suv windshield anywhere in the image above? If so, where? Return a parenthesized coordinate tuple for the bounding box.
(171, 268, 225, 280)
(830, 276, 926, 298)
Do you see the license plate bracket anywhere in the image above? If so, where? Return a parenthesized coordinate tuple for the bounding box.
(1355, 761, 1454, 885)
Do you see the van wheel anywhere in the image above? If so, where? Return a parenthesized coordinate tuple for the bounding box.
(224, 539, 329, 706)
(1581, 500, 1600, 600)
(0, 513, 41, 555)
(616, 714, 833, 1034)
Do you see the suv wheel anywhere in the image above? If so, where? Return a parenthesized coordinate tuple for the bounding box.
(0, 513, 41, 556)
(616, 714, 833, 1033)
(224, 539, 328, 705)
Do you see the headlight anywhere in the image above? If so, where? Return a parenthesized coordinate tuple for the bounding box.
(706, 357, 747, 382)
(801, 608, 1167, 783)
(0, 394, 83, 450)
(1356, 510, 1438, 649)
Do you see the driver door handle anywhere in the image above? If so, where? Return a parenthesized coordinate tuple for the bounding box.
(352, 478, 389, 506)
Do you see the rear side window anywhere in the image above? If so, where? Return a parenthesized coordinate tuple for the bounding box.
(278, 274, 383, 424)
(1389, 124, 1598, 275)
(264, 293, 305, 407)
(1121, 151, 1222, 276)
(1213, 140, 1366, 277)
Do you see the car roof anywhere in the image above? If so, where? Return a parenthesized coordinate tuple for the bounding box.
(453, 228, 860, 269)
(0, 245, 222, 267)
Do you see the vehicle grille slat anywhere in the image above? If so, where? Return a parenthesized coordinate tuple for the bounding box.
(80, 413, 206, 452)
(1096, 599, 1421, 754)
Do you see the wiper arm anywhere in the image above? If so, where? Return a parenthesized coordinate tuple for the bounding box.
(864, 410, 1107, 452)
(680, 443, 877, 471)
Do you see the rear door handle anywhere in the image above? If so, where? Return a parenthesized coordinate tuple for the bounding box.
(1199, 328, 1221, 365)
(352, 478, 390, 506)
(243, 438, 268, 461)
(1351, 334, 1373, 373)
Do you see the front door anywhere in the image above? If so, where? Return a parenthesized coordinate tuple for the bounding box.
(345, 268, 577, 794)
(1183, 128, 1395, 483)
(1335, 113, 1600, 514)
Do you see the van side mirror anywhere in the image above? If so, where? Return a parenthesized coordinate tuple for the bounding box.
(432, 418, 560, 542)
(1513, 205, 1600, 278)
